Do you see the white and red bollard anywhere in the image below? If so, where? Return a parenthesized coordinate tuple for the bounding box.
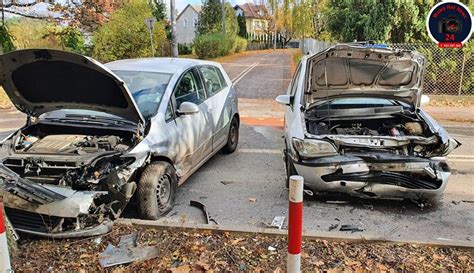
(0, 203, 11, 272)
(287, 175, 304, 273)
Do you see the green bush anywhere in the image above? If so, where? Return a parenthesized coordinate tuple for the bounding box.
(193, 34, 235, 59)
(92, 0, 167, 62)
(234, 37, 247, 53)
(178, 44, 192, 55)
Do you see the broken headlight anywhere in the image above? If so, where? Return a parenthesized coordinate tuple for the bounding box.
(292, 138, 338, 158)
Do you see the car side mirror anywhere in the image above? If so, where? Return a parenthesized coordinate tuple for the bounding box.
(420, 94, 430, 107)
(276, 95, 291, 106)
(177, 102, 199, 115)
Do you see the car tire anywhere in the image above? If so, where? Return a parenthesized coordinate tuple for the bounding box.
(222, 116, 239, 154)
(137, 162, 177, 220)
(284, 148, 297, 189)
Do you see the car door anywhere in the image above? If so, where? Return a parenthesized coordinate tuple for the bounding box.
(198, 65, 231, 151)
(165, 67, 212, 178)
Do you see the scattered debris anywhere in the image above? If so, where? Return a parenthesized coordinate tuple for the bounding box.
(326, 200, 348, 204)
(98, 234, 160, 268)
(334, 218, 340, 221)
(363, 204, 374, 210)
(461, 200, 474, 204)
(339, 225, 364, 233)
(220, 180, 236, 186)
(267, 246, 276, 251)
(248, 197, 257, 202)
(270, 216, 285, 229)
(452, 200, 461, 205)
(93, 237, 102, 245)
(303, 189, 314, 196)
(328, 224, 339, 231)
(190, 200, 219, 225)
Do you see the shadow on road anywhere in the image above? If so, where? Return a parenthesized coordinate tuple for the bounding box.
(303, 192, 442, 215)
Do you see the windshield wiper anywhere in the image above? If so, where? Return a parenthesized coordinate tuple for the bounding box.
(64, 114, 137, 127)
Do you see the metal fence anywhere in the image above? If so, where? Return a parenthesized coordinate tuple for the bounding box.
(300, 39, 473, 96)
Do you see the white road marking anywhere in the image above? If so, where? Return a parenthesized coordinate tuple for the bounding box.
(238, 148, 474, 162)
(239, 148, 281, 154)
(232, 62, 259, 84)
(231, 62, 257, 82)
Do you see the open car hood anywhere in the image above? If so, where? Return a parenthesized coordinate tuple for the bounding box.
(306, 44, 426, 107)
(0, 49, 144, 124)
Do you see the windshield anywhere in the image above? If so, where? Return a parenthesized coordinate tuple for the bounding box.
(113, 70, 172, 120)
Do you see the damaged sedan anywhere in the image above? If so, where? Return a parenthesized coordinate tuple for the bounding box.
(277, 43, 460, 200)
(0, 49, 239, 238)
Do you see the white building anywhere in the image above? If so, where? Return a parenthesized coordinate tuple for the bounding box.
(176, 4, 201, 45)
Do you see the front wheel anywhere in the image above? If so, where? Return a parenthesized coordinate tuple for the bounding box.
(137, 162, 177, 220)
(222, 116, 239, 154)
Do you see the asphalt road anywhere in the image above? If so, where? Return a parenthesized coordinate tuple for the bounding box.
(0, 50, 472, 245)
(164, 50, 474, 245)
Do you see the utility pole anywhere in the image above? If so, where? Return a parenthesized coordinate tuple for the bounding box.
(222, 0, 226, 35)
(170, 0, 178, 57)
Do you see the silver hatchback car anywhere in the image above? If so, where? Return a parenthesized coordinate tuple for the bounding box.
(0, 49, 239, 238)
(277, 44, 459, 201)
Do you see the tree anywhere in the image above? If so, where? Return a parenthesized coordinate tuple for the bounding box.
(237, 14, 247, 38)
(319, 0, 438, 43)
(197, 0, 237, 36)
(0, 25, 15, 53)
(52, 0, 126, 32)
(49, 26, 86, 53)
(292, 0, 316, 39)
(150, 0, 167, 21)
(92, 0, 167, 62)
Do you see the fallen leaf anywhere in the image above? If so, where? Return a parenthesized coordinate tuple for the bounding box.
(231, 238, 245, 245)
(170, 265, 191, 273)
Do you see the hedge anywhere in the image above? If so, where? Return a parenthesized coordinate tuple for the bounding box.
(194, 34, 236, 59)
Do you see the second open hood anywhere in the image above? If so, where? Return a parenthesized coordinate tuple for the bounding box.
(0, 49, 144, 125)
(306, 44, 426, 107)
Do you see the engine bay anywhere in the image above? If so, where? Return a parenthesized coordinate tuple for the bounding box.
(2, 123, 137, 190)
(307, 117, 429, 137)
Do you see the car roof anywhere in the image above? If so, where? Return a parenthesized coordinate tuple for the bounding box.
(105, 57, 221, 75)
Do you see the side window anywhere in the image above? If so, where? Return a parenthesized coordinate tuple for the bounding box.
(214, 67, 227, 88)
(175, 68, 206, 107)
(165, 102, 174, 121)
(289, 63, 302, 96)
(199, 65, 223, 97)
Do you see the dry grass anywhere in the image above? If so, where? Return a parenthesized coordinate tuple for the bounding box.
(0, 87, 13, 109)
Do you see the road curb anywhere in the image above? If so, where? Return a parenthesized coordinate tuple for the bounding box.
(116, 219, 474, 249)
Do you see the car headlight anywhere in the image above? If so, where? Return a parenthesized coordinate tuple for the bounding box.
(292, 138, 338, 158)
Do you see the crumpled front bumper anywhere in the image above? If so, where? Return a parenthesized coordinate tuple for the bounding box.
(0, 164, 114, 238)
(292, 154, 451, 199)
